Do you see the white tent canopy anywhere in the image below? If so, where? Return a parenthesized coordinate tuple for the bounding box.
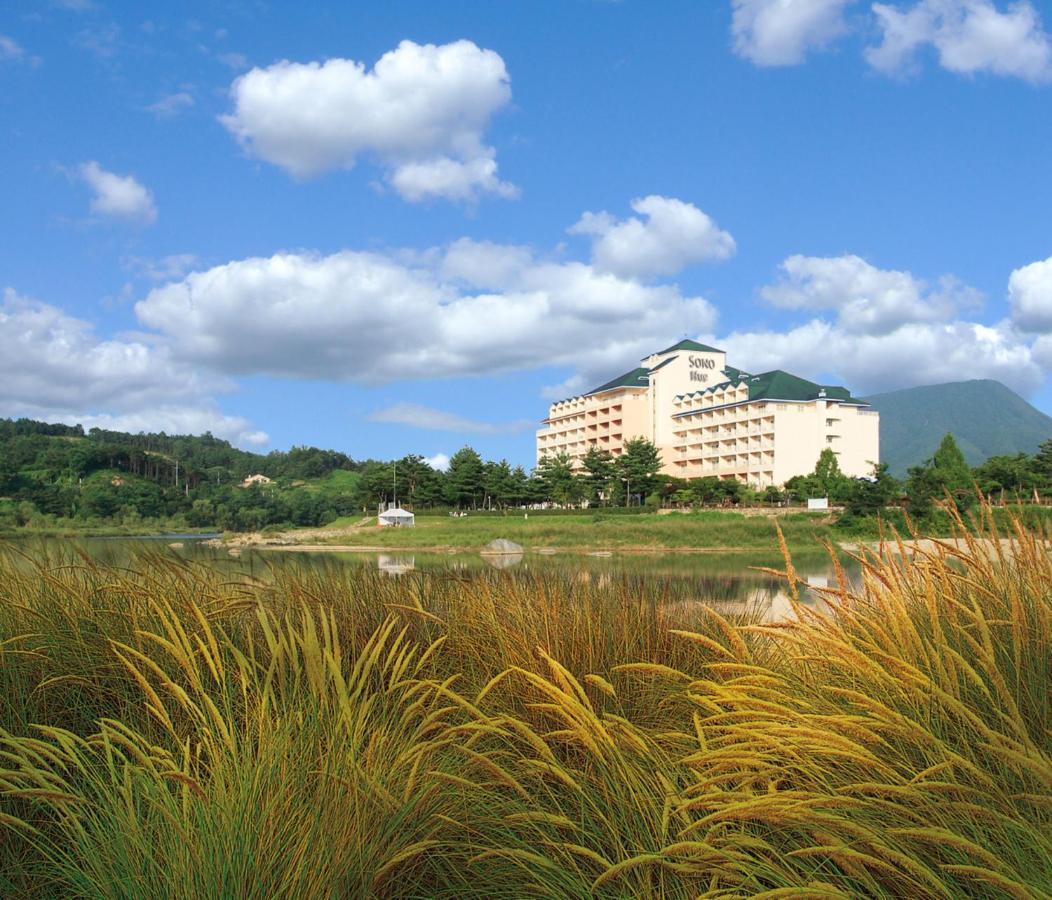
(378, 507, 415, 527)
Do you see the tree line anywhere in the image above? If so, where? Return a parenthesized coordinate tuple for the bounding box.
(1, 416, 1049, 533)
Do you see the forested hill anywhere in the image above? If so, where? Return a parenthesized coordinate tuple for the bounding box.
(865, 380, 1052, 476)
(0, 418, 365, 531)
(0, 418, 358, 486)
(0, 417, 536, 532)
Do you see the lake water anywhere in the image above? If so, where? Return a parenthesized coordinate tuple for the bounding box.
(4, 534, 858, 622)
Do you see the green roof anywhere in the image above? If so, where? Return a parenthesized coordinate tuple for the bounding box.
(587, 366, 651, 395)
(649, 355, 678, 372)
(674, 369, 868, 409)
(745, 370, 864, 404)
(649, 339, 723, 357)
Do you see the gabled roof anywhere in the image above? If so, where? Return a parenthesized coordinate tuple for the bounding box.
(674, 369, 868, 407)
(649, 338, 723, 357)
(648, 355, 678, 373)
(744, 370, 864, 403)
(587, 366, 651, 395)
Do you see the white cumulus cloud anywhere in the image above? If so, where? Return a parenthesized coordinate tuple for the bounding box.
(731, 0, 854, 65)
(424, 453, 450, 471)
(134, 238, 719, 389)
(760, 254, 978, 335)
(569, 196, 736, 280)
(716, 317, 1044, 395)
(1008, 255, 1052, 333)
(867, 0, 1052, 82)
(0, 288, 265, 447)
(219, 39, 516, 202)
(78, 161, 157, 224)
(736, 253, 1049, 393)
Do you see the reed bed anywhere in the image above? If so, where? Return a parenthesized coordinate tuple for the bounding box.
(0, 503, 1049, 897)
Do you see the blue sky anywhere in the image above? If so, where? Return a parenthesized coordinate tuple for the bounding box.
(2, 0, 1051, 468)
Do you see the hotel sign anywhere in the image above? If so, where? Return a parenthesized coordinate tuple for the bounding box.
(688, 355, 715, 383)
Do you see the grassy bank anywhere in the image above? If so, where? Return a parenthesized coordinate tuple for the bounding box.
(0, 522, 217, 539)
(290, 509, 845, 552)
(0, 504, 1049, 896)
(266, 504, 1052, 554)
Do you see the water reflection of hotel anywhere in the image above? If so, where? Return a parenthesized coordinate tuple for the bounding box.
(536, 340, 879, 487)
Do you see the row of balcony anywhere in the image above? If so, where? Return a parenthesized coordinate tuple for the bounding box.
(672, 387, 751, 410)
(539, 434, 625, 453)
(679, 439, 775, 452)
(674, 424, 774, 440)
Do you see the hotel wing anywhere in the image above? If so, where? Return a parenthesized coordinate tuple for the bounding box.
(536, 340, 880, 487)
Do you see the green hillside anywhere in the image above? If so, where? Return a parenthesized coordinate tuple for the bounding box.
(865, 380, 1052, 476)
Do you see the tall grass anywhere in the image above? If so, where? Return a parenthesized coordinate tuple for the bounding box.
(0, 502, 1049, 897)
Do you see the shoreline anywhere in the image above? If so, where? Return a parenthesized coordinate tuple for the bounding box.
(226, 541, 779, 556)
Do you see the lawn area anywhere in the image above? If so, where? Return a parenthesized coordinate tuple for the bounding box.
(307, 509, 840, 552)
(299, 468, 362, 496)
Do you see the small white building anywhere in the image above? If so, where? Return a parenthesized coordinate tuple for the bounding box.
(240, 474, 272, 488)
(378, 507, 415, 528)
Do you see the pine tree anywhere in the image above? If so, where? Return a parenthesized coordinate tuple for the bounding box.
(1033, 438, 1052, 486)
(445, 447, 484, 509)
(616, 438, 662, 506)
(581, 446, 615, 505)
(931, 433, 975, 508)
(535, 453, 582, 506)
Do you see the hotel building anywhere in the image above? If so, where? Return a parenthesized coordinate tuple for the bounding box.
(536, 340, 879, 487)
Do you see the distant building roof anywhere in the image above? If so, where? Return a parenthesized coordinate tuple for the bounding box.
(649, 338, 723, 357)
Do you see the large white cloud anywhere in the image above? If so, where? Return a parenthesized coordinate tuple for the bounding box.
(867, 0, 1052, 82)
(1032, 334, 1052, 369)
(219, 39, 516, 202)
(760, 254, 977, 335)
(78, 161, 157, 224)
(738, 253, 1046, 393)
(731, 0, 854, 66)
(1008, 255, 1052, 333)
(716, 317, 1044, 395)
(0, 288, 265, 446)
(134, 240, 719, 389)
(569, 196, 736, 280)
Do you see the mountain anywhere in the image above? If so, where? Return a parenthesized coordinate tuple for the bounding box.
(864, 380, 1052, 476)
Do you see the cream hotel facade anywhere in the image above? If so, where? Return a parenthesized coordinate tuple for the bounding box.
(536, 340, 879, 487)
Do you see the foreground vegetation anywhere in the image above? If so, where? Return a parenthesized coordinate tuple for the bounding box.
(0, 502, 1049, 897)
